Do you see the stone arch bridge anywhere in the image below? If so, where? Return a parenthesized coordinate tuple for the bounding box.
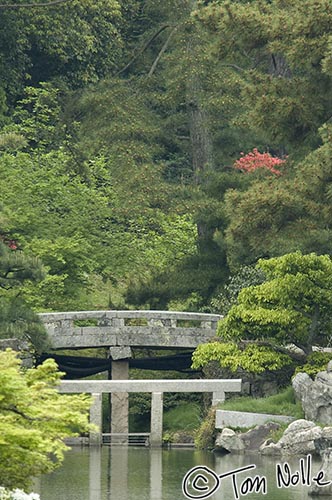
(38, 310, 241, 445)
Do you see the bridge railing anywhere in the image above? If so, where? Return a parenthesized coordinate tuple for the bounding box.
(38, 310, 223, 349)
(38, 310, 222, 327)
(102, 433, 150, 446)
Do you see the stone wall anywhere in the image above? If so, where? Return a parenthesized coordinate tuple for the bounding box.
(216, 410, 294, 429)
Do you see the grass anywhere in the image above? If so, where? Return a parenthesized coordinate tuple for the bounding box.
(163, 402, 202, 432)
(218, 386, 304, 419)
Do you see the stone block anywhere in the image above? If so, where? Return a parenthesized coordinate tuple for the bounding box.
(110, 346, 132, 360)
(215, 410, 294, 429)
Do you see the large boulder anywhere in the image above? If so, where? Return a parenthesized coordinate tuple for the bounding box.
(215, 423, 280, 454)
(214, 428, 245, 453)
(260, 420, 323, 456)
(239, 422, 280, 451)
(292, 363, 332, 424)
(278, 419, 322, 455)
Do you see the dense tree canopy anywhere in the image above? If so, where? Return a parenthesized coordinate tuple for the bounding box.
(0, 0, 123, 100)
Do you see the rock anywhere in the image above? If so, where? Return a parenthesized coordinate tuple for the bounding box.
(260, 439, 282, 456)
(314, 427, 332, 454)
(309, 448, 332, 496)
(282, 419, 316, 435)
(277, 419, 322, 456)
(239, 422, 280, 451)
(292, 369, 332, 424)
(292, 372, 313, 401)
(260, 420, 323, 456)
(214, 428, 245, 453)
(171, 431, 194, 444)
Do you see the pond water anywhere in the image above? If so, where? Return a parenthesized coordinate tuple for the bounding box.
(35, 446, 324, 500)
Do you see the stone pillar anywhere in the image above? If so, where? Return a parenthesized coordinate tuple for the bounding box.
(110, 346, 131, 444)
(150, 392, 163, 447)
(90, 393, 103, 445)
(212, 391, 225, 406)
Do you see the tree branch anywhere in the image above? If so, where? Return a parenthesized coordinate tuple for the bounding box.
(148, 26, 178, 77)
(4, 405, 36, 421)
(220, 63, 245, 72)
(0, 0, 72, 8)
(115, 24, 173, 76)
(239, 339, 306, 362)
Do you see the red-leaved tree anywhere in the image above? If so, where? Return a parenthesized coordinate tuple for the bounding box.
(234, 148, 286, 175)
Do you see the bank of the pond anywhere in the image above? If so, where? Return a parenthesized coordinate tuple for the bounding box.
(35, 446, 322, 500)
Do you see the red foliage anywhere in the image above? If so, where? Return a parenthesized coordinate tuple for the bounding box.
(0, 235, 17, 250)
(7, 240, 17, 250)
(233, 148, 286, 175)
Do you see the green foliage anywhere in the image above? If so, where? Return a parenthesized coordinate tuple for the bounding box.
(0, 297, 49, 355)
(0, 349, 92, 491)
(296, 352, 332, 379)
(5, 83, 64, 151)
(0, 242, 44, 290)
(1, 0, 331, 313)
(223, 125, 332, 269)
(218, 386, 304, 419)
(193, 252, 332, 374)
(195, 0, 332, 153)
(192, 341, 291, 374)
(0, 239, 49, 353)
(221, 252, 332, 348)
(194, 407, 217, 450)
(210, 265, 265, 314)
(0, 0, 123, 99)
(163, 402, 201, 432)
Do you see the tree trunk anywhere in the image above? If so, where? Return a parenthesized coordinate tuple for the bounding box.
(186, 35, 214, 242)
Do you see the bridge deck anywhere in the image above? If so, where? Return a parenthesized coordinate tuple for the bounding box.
(58, 378, 241, 394)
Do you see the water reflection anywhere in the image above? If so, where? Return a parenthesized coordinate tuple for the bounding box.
(89, 448, 101, 500)
(109, 446, 128, 499)
(37, 446, 321, 500)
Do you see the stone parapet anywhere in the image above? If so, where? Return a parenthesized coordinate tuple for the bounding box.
(38, 310, 222, 350)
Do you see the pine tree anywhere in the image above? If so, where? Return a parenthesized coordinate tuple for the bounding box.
(0, 218, 48, 354)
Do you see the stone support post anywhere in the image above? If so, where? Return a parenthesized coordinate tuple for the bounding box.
(212, 391, 225, 406)
(150, 392, 163, 447)
(110, 346, 131, 444)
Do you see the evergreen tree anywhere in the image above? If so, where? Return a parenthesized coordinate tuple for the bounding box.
(0, 212, 48, 353)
